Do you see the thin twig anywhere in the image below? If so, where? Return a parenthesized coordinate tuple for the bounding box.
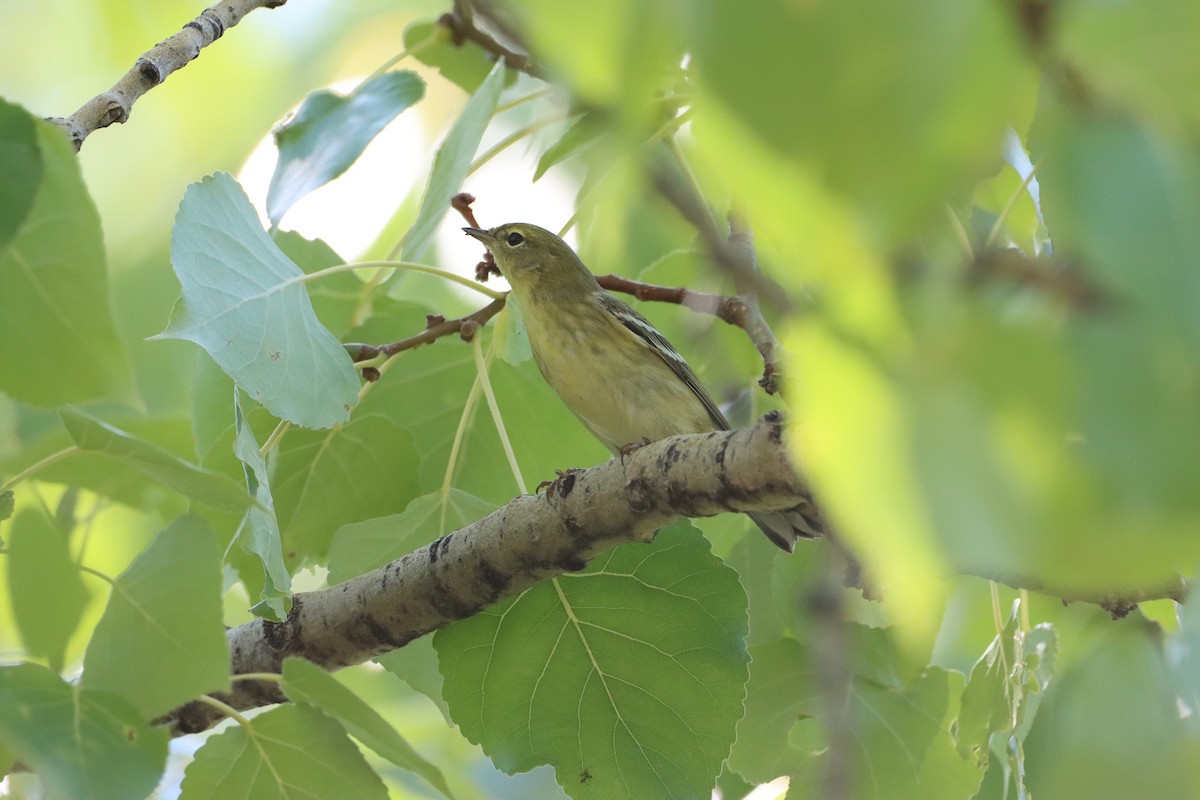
(968, 249, 1109, 310)
(345, 298, 507, 364)
(650, 152, 791, 393)
(437, 0, 546, 80)
(47, 0, 288, 149)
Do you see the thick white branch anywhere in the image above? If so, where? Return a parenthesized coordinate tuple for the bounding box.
(162, 417, 809, 735)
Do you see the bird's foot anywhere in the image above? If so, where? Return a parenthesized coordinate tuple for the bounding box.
(618, 437, 652, 464)
(624, 438, 652, 462)
(536, 468, 583, 499)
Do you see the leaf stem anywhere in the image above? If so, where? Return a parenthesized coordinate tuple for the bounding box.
(295, 261, 505, 300)
(231, 672, 284, 684)
(467, 116, 561, 177)
(493, 86, 554, 115)
(0, 446, 82, 495)
(259, 420, 291, 460)
(195, 694, 255, 730)
(985, 156, 1043, 250)
(471, 335, 527, 495)
(364, 31, 444, 84)
(77, 563, 117, 586)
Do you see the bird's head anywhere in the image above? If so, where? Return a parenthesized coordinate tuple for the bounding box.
(463, 223, 597, 298)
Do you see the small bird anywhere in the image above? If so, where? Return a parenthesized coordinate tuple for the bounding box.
(463, 223, 822, 552)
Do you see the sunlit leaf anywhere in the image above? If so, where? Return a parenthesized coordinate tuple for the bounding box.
(154, 172, 360, 429)
(436, 524, 749, 799)
(81, 515, 228, 719)
(1058, 0, 1200, 128)
(692, 0, 1032, 241)
(268, 71, 425, 225)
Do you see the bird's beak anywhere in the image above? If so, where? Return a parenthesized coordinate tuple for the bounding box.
(462, 227, 495, 243)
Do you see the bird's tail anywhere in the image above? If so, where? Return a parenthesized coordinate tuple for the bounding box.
(748, 501, 823, 553)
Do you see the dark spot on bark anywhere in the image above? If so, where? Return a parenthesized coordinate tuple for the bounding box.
(477, 559, 510, 599)
(263, 618, 291, 651)
(762, 411, 784, 443)
(136, 57, 163, 85)
(626, 477, 653, 513)
(429, 536, 448, 563)
(661, 441, 682, 468)
(714, 433, 731, 468)
(558, 556, 588, 573)
(354, 613, 403, 650)
(562, 515, 585, 539)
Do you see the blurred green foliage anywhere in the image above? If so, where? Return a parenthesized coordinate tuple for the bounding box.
(2, 0, 1199, 798)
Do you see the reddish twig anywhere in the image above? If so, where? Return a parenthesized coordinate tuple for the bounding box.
(453, 193, 500, 281)
(968, 249, 1109, 310)
(346, 298, 507, 367)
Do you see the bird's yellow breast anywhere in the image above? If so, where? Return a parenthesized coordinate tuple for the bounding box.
(520, 296, 714, 452)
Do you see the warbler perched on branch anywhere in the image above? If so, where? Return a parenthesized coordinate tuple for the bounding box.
(463, 223, 822, 552)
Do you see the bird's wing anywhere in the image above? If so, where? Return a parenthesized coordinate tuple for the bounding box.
(596, 292, 731, 431)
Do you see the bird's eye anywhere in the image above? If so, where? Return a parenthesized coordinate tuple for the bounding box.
(506, 232, 525, 246)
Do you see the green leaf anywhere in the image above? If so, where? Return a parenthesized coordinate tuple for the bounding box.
(6, 507, 90, 672)
(0, 116, 134, 406)
(1025, 621, 1200, 800)
(232, 392, 291, 621)
(534, 113, 602, 181)
(179, 704, 387, 800)
(1058, 0, 1200, 129)
(376, 637, 451, 721)
(435, 524, 749, 799)
(273, 411, 422, 561)
(328, 489, 496, 584)
(81, 515, 229, 719)
(154, 172, 360, 430)
(350, 304, 603, 504)
(692, 0, 1033, 241)
(404, 19, 495, 93)
(1037, 112, 1200, 347)
(268, 71, 425, 225)
(59, 407, 253, 511)
(272, 230, 360, 338)
(493, 294, 531, 366)
(0, 664, 167, 800)
(0, 98, 42, 252)
(281, 658, 454, 799)
(731, 632, 982, 800)
(402, 62, 506, 262)
(955, 601, 1057, 776)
